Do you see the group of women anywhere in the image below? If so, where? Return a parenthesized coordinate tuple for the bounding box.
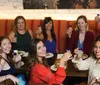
(0, 14, 100, 85)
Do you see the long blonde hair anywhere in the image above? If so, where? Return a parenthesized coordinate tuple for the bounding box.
(75, 15, 89, 31)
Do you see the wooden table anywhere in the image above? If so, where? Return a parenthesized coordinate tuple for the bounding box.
(66, 61, 88, 77)
(56, 54, 88, 77)
(64, 61, 88, 85)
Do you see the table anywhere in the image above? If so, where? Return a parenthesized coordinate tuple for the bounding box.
(66, 60, 88, 77)
(55, 56, 88, 85)
(64, 61, 88, 85)
(56, 54, 88, 77)
(16, 54, 88, 77)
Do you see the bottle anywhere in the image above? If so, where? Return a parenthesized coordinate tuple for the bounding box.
(44, 3, 48, 9)
(66, 48, 70, 51)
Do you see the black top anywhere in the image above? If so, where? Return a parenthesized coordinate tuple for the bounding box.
(0, 58, 16, 76)
(12, 30, 32, 52)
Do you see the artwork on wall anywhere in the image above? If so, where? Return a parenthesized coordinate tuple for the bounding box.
(0, 0, 100, 9)
(23, 0, 58, 9)
(23, 0, 100, 9)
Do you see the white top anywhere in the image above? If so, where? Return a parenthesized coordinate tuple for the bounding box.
(72, 57, 100, 85)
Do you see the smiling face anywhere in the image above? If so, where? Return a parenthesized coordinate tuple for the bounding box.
(0, 38, 11, 54)
(17, 18, 25, 30)
(77, 18, 87, 32)
(36, 41, 46, 57)
(94, 41, 100, 59)
(45, 21, 53, 31)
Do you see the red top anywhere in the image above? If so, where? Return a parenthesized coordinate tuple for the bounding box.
(29, 62, 66, 85)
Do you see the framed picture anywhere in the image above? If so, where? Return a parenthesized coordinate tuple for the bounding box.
(23, 0, 100, 9)
(0, 0, 100, 9)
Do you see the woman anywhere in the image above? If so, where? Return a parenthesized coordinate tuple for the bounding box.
(0, 36, 19, 84)
(8, 16, 33, 53)
(28, 38, 72, 85)
(72, 35, 100, 85)
(66, 15, 95, 56)
(36, 17, 57, 54)
(36, 17, 57, 65)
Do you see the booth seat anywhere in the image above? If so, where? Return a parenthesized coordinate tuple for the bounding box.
(0, 19, 98, 52)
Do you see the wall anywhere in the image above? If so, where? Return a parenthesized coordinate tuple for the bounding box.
(0, 19, 97, 53)
(0, 9, 99, 52)
(0, 9, 100, 20)
(0, 0, 23, 9)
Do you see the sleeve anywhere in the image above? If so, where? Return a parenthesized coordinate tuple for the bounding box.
(89, 31, 95, 52)
(66, 34, 72, 50)
(72, 57, 93, 70)
(36, 65, 66, 85)
(66, 30, 77, 52)
(84, 31, 95, 56)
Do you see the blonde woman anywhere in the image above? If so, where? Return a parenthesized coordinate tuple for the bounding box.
(66, 15, 95, 56)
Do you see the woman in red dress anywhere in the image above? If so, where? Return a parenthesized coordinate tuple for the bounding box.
(28, 38, 72, 85)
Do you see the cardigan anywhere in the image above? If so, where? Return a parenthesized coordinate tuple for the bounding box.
(66, 30, 95, 56)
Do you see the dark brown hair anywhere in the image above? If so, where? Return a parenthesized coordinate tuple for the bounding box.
(42, 17, 56, 42)
(28, 38, 48, 67)
(0, 36, 14, 63)
(91, 35, 100, 59)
